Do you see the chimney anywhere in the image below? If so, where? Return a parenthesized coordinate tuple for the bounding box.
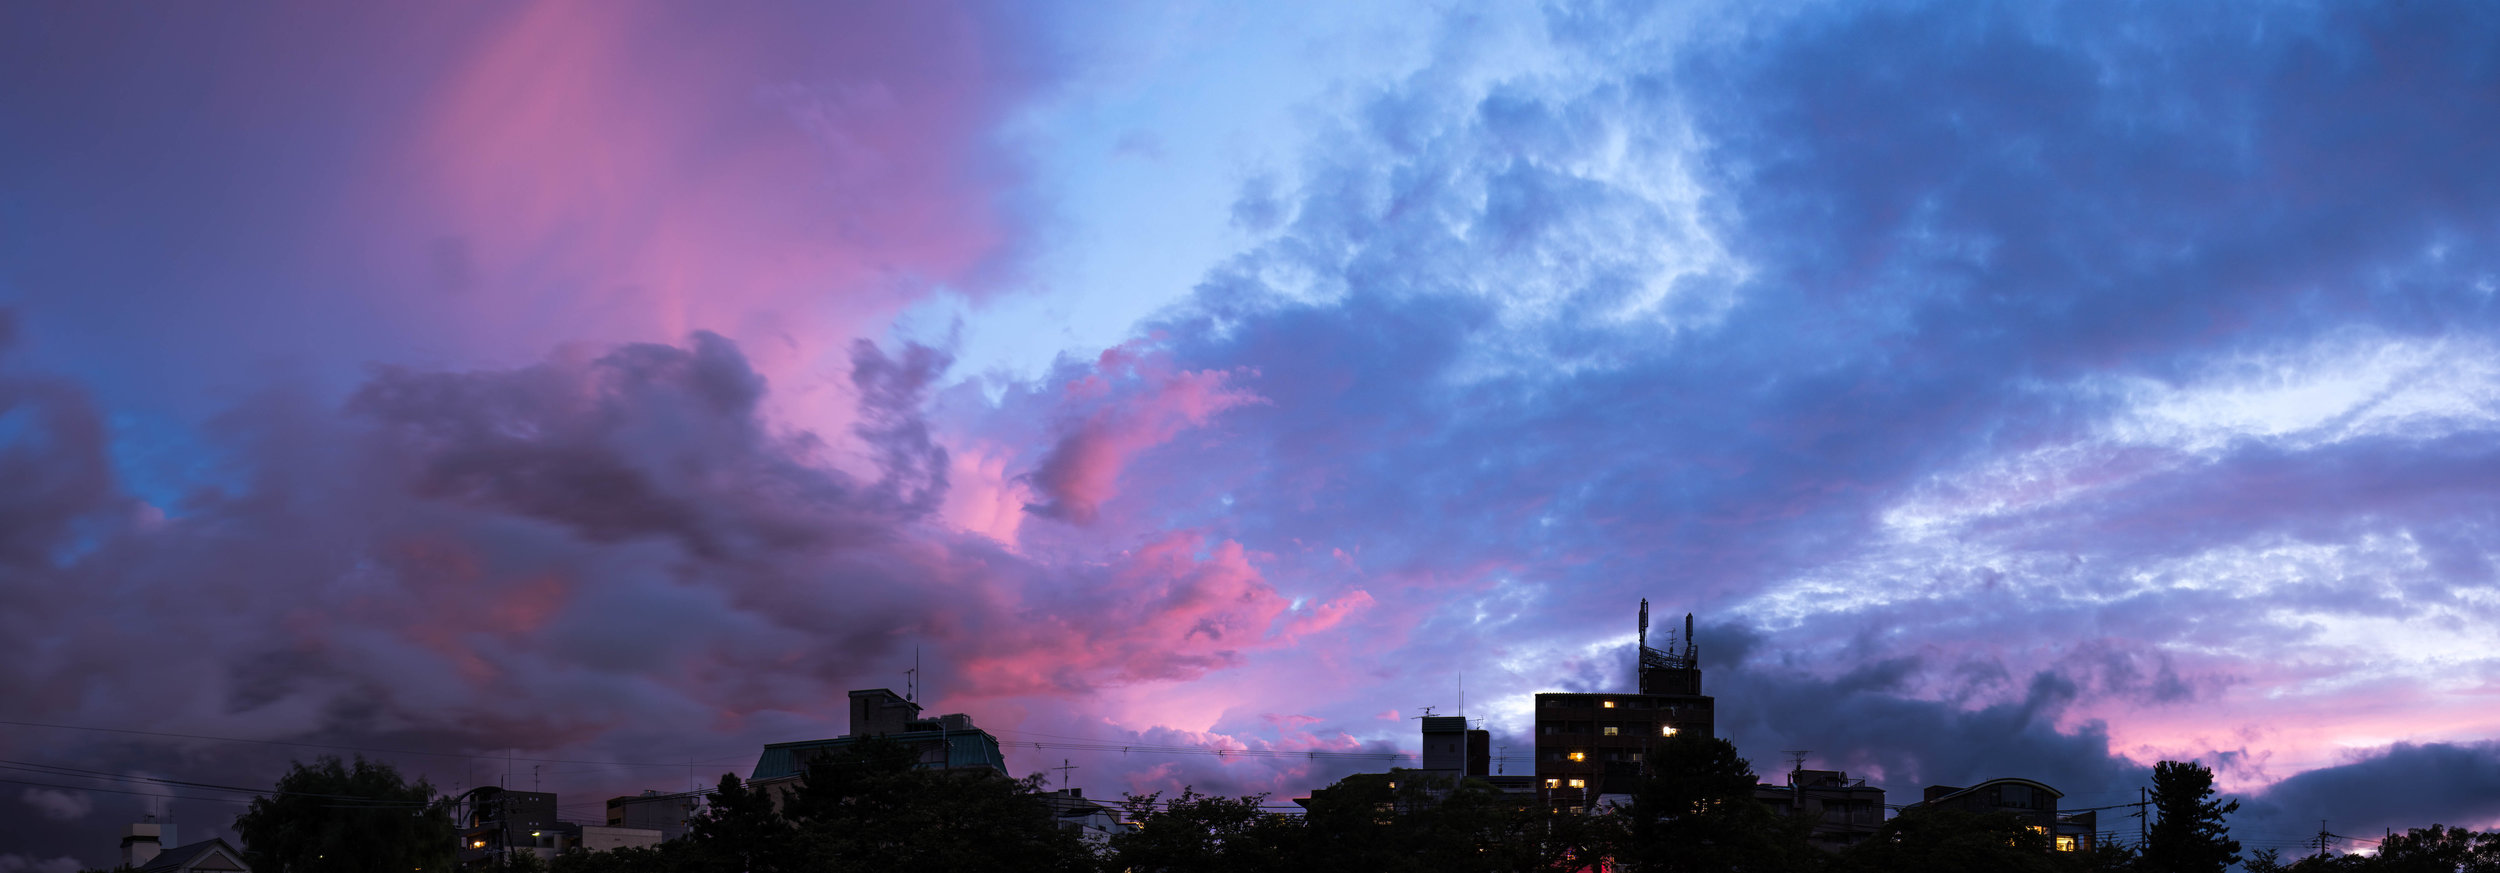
(121, 821, 163, 869)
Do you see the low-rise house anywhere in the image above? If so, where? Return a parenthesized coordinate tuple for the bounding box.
(1902, 777, 2097, 852)
(132, 839, 250, 873)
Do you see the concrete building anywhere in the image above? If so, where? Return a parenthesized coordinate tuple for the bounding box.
(606, 789, 699, 842)
(748, 688, 1010, 803)
(1418, 715, 1491, 781)
(1533, 601, 1716, 810)
(1296, 712, 1531, 812)
(455, 786, 570, 867)
(574, 824, 665, 852)
(1902, 777, 2098, 853)
(1754, 768, 1886, 850)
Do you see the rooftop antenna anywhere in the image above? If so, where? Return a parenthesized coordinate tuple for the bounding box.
(1415, 706, 1439, 718)
(905, 646, 920, 703)
(1686, 613, 1697, 664)
(1638, 599, 1651, 649)
(1782, 750, 1809, 774)
(1457, 671, 1465, 719)
(1496, 744, 1507, 775)
(1053, 759, 1077, 792)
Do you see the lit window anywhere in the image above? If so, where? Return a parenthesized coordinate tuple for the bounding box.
(2056, 836, 2078, 852)
(471, 841, 486, 849)
(1544, 779, 1560, 789)
(1568, 779, 1586, 789)
(1661, 725, 1678, 737)
(1603, 726, 1619, 736)
(1602, 701, 1616, 708)
(1568, 751, 1586, 762)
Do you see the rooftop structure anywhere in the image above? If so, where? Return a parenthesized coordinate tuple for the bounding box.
(1533, 600, 1716, 810)
(1755, 768, 1887, 850)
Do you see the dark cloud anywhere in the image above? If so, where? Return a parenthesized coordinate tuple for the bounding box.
(2241, 741, 2500, 839)
(0, 330, 1317, 865)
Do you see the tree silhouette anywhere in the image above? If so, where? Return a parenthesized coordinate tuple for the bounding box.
(1612, 733, 1820, 873)
(231, 756, 456, 873)
(2141, 760, 2239, 873)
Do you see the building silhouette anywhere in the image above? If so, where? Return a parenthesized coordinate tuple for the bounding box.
(1533, 600, 1716, 809)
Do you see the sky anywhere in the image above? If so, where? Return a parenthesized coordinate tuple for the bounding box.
(6, 0, 2500, 867)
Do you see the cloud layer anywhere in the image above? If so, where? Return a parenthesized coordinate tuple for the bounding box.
(11, 0, 2500, 865)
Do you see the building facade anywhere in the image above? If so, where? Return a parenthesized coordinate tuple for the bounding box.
(748, 688, 1011, 807)
(455, 786, 568, 867)
(1754, 768, 1887, 850)
(1533, 602, 1715, 809)
(605, 789, 699, 842)
(1903, 777, 2099, 852)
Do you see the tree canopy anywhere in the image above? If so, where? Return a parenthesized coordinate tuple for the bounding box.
(2141, 760, 2240, 873)
(231, 756, 457, 873)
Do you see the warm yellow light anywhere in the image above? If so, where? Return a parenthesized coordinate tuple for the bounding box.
(1568, 751, 1586, 762)
(1603, 726, 1619, 736)
(1544, 779, 1560, 789)
(471, 841, 485, 849)
(1602, 701, 1615, 708)
(1568, 779, 1586, 789)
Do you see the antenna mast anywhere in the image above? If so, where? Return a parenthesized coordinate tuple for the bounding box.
(906, 646, 920, 702)
(1639, 599, 1651, 649)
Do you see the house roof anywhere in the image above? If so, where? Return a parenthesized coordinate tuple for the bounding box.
(1908, 777, 2065, 809)
(137, 838, 249, 873)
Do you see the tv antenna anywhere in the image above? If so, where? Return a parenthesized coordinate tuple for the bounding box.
(1414, 706, 1439, 718)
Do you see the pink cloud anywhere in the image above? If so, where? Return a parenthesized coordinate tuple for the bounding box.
(950, 533, 1291, 697)
(1025, 345, 1266, 524)
(322, 1, 1050, 441)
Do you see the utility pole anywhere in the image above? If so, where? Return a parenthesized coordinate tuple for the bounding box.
(1054, 759, 1077, 792)
(2317, 820, 2331, 859)
(2138, 787, 2149, 848)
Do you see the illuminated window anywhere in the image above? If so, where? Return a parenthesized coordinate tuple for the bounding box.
(1603, 726, 1619, 736)
(1661, 725, 1678, 737)
(2056, 836, 2078, 852)
(1544, 779, 1560, 789)
(1602, 701, 1616, 708)
(471, 841, 486, 849)
(1568, 751, 1586, 762)
(1568, 779, 1586, 789)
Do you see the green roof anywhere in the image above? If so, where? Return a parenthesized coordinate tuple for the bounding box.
(751, 730, 1009, 781)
